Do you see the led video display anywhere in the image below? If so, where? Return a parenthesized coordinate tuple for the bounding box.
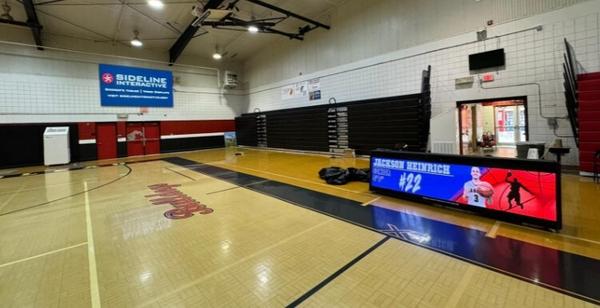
(370, 156, 559, 225)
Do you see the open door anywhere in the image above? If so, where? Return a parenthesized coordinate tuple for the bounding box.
(457, 97, 528, 158)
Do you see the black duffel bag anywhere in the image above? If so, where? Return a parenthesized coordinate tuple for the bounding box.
(318, 167, 370, 185)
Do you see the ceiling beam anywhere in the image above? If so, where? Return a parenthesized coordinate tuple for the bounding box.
(22, 0, 43, 50)
(0, 18, 41, 28)
(244, 0, 330, 30)
(261, 27, 303, 40)
(168, 0, 227, 64)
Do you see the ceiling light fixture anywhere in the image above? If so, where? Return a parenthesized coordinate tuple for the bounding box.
(147, 0, 164, 9)
(212, 45, 222, 60)
(247, 25, 259, 33)
(130, 31, 143, 47)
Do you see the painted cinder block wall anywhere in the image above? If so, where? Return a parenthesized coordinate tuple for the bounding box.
(242, 0, 600, 166)
(0, 38, 245, 165)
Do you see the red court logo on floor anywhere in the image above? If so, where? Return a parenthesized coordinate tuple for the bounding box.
(145, 183, 213, 219)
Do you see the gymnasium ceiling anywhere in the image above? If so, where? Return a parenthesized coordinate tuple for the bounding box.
(0, 0, 345, 62)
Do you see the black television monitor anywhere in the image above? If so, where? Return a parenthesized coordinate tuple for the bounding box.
(469, 49, 505, 70)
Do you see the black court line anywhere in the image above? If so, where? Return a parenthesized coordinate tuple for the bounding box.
(0, 158, 164, 180)
(206, 180, 270, 195)
(0, 164, 133, 216)
(166, 167, 197, 181)
(286, 236, 391, 307)
(162, 156, 600, 305)
(206, 186, 241, 195)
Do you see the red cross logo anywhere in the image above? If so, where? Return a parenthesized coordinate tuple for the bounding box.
(102, 73, 114, 84)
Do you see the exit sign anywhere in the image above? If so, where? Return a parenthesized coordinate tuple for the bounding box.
(482, 73, 495, 82)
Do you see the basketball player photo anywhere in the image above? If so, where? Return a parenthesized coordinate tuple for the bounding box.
(462, 166, 494, 208)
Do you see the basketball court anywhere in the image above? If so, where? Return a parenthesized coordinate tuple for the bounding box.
(1, 148, 599, 307)
(2, 0, 600, 307)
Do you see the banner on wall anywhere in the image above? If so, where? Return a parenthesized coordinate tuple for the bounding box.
(99, 64, 173, 107)
(281, 81, 308, 100)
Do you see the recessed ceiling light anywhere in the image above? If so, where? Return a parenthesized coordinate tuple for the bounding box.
(248, 25, 259, 33)
(212, 53, 222, 60)
(147, 0, 164, 9)
(131, 30, 143, 47)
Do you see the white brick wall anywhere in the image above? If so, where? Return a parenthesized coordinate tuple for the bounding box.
(0, 46, 246, 124)
(243, 1, 600, 165)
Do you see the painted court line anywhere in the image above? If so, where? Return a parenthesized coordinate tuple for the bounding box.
(205, 186, 241, 195)
(210, 162, 377, 198)
(205, 180, 270, 195)
(361, 196, 381, 206)
(287, 236, 391, 307)
(486, 221, 501, 238)
(84, 181, 102, 308)
(166, 167, 197, 181)
(138, 218, 334, 307)
(556, 232, 600, 246)
(0, 242, 87, 269)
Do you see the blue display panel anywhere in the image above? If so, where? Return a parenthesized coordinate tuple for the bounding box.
(99, 64, 173, 107)
(370, 151, 561, 229)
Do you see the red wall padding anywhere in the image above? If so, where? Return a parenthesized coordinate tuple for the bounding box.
(78, 120, 235, 141)
(78, 122, 96, 140)
(160, 120, 235, 136)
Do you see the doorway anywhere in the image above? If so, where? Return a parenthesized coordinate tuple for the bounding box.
(126, 122, 161, 156)
(96, 123, 117, 160)
(457, 97, 528, 158)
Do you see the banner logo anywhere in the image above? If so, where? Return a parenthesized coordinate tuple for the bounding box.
(102, 73, 114, 84)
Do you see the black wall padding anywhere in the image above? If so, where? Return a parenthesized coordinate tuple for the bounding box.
(0, 123, 79, 168)
(235, 115, 258, 146)
(266, 108, 329, 152)
(160, 136, 225, 153)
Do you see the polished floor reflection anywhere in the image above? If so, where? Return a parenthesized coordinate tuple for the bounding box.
(1, 148, 599, 307)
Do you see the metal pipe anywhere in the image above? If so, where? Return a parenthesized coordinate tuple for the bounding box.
(478, 79, 568, 120)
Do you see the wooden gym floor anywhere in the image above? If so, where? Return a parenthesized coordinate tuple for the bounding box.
(1, 147, 599, 307)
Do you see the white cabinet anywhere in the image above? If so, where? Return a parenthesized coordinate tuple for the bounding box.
(43, 127, 71, 165)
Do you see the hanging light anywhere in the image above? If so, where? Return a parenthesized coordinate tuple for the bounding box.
(130, 30, 143, 47)
(147, 0, 164, 9)
(212, 45, 222, 60)
(247, 25, 259, 33)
